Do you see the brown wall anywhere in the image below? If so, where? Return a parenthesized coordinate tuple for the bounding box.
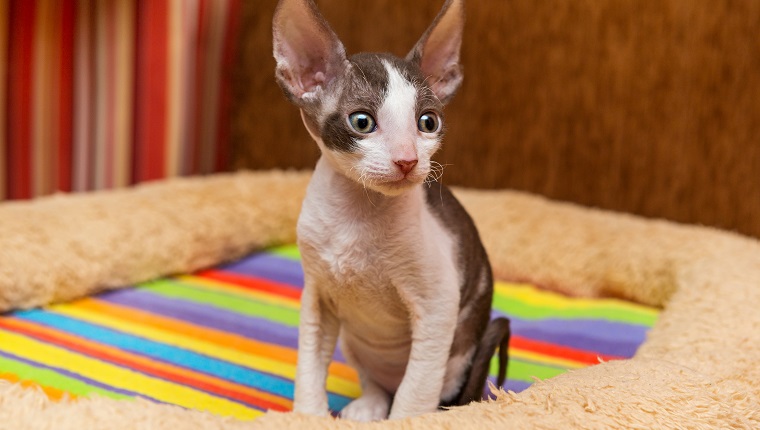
(231, 0, 760, 237)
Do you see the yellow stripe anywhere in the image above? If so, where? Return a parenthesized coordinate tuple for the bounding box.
(0, 329, 262, 419)
(175, 275, 301, 310)
(51, 305, 360, 399)
(494, 282, 658, 316)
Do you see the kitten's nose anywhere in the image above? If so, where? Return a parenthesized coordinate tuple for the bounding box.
(395, 159, 418, 175)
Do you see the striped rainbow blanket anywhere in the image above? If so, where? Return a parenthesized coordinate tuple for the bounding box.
(0, 245, 658, 419)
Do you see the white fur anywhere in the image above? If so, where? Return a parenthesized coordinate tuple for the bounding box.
(318, 62, 441, 198)
(293, 154, 462, 420)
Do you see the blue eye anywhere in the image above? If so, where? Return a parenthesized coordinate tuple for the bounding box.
(348, 112, 376, 133)
(418, 112, 440, 133)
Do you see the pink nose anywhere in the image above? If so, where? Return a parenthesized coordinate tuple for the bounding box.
(395, 159, 418, 175)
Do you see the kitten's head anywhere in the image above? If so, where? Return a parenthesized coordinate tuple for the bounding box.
(273, 0, 464, 196)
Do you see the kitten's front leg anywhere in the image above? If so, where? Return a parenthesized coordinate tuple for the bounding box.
(389, 290, 459, 419)
(293, 282, 339, 416)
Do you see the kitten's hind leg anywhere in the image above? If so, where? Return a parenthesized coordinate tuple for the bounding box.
(452, 317, 511, 406)
(338, 342, 392, 422)
(340, 377, 392, 422)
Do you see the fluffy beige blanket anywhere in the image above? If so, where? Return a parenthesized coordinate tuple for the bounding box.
(0, 170, 758, 429)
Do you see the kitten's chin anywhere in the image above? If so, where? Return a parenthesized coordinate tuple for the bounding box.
(369, 175, 427, 196)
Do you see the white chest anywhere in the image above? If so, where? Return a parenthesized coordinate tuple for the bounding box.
(296, 160, 459, 335)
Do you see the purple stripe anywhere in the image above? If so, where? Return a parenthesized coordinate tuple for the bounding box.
(218, 253, 304, 287)
(492, 377, 531, 394)
(0, 349, 161, 402)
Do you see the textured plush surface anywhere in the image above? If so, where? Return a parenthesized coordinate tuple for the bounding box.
(1, 170, 759, 429)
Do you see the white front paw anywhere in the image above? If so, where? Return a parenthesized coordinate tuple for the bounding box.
(388, 402, 439, 420)
(339, 395, 391, 422)
(293, 398, 330, 417)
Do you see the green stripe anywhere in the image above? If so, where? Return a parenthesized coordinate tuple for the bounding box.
(140, 279, 300, 327)
(489, 355, 569, 382)
(492, 294, 658, 327)
(0, 355, 130, 400)
(267, 244, 301, 260)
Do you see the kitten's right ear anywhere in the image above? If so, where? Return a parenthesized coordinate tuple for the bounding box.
(273, 0, 347, 106)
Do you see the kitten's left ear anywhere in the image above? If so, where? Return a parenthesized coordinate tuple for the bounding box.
(273, 0, 347, 106)
(406, 0, 465, 104)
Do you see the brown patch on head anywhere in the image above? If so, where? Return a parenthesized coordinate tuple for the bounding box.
(318, 52, 445, 153)
(318, 53, 389, 152)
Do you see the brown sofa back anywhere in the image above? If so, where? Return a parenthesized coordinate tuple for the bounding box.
(231, 0, 760, 237)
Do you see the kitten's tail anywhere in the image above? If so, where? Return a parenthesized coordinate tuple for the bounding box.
(454, 317, 511, 406)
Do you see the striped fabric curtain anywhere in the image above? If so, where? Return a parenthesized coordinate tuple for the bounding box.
(0, 0, 241, 201)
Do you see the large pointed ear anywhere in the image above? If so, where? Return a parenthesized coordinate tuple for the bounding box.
(406, 0, 465, 104)
(273, 0, 347, 105)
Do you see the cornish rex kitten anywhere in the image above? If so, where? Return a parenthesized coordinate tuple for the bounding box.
(272, 0, 510, 421)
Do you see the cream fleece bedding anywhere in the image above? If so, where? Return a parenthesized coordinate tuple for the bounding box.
(0, 170, 758, 429)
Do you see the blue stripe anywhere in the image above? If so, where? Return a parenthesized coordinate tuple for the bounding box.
(15, 310, 351, 410)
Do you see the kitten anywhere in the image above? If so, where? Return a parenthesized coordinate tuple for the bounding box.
(272, 0, 510, 421)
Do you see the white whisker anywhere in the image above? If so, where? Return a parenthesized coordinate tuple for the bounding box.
(425, 160, 449, 185)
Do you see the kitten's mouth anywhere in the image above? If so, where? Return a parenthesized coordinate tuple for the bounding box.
(388, 171, 425, 184)
(376, 172, 427, 192)
(353, 168, 428, 195)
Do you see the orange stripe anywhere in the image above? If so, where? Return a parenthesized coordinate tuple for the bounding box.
(77, 298, 358, 382)
(1, 317, 292, 409)
(0, 372, 76, 402)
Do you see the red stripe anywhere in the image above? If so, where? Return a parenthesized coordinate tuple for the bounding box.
(7, 0, 35, 199)
(213, 0, 242, 172)
(510, 335, 624, 366)
(57, 0, 75, 193)
(0, 318, 288, 412)
(196, 270, 303, 300)
(133, 0, 168, 182)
